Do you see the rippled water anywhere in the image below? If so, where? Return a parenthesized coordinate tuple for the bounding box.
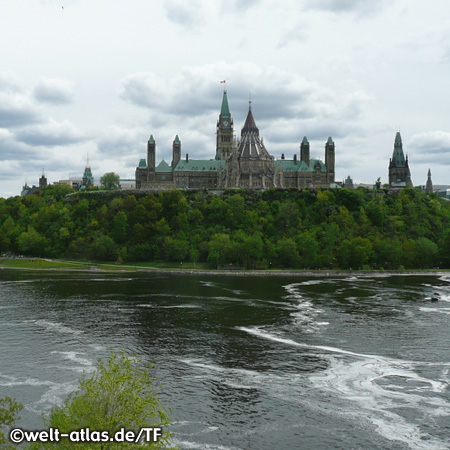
(0, 271, 449, 450)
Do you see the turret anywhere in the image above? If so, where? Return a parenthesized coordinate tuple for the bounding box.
(426, 168, 433, 194)
(325, 137, 335, 183)
(39, 170, 47, 189)
(300, 136, 310, 167)
(172, 135, 181, 168)
(147, 135, 156, 177)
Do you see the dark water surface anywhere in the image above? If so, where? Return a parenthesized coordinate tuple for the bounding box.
(0, 270, 449, 449)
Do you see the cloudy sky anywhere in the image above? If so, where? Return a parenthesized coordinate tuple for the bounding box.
(1, 0, 449, 197)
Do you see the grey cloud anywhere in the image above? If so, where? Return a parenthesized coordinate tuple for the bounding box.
(15, 119, 88, 147)
(230, 0, 261, 10)
(408, 131, 450, 155)
(163, 0, 204, 28)
(303, 0, 386, 15)
(33, 78, 74, 105)
(96, 126, 144, 156)
(0, 129, 36, 161)
(277, 27, 308, 49)
(0, 92, 42, 128)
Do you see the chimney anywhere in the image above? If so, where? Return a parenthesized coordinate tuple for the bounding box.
(186, 154, 189, 162)
(294, 154, 297, 164)
(281, 153, 285, 160)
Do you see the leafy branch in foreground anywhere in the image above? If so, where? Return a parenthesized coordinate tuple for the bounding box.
(31, 351, 175, 449)
(0, 397, 23, 449)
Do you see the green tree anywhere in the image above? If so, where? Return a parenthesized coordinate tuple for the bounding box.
(91, 234, 118, 261)
(31, 352, 173, 449)
(112, 211, 128, 243)
(0, 397, 22, 450)
(17, 227, 48, 256)
(338, 237, 373, 269)
(273, 237, 300, 268)
(100, 172, 120, 190)
(207, 233, 232, 268)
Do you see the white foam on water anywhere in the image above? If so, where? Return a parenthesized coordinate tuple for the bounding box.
(90, 278, 133, 282)
(26, 380, 78, 415)
(31, 319, 83, 336)
(169, 438, 243, 450)
(0, 374, 55, 387)
(283, 283, 325, 332)
(199, 281, 218, 288)
(159, 305, 201, 309)
(51, 351, 94, 368)
(237, 325, 450, 448)
(310, 356, 450, 450)
(172, 421, 219, 436)
(419, 307, 450, 315)
(238, 326, 383, 359)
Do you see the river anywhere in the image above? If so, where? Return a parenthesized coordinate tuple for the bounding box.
(0, 270, 449, 449)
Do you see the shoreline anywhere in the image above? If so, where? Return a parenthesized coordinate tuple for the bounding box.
(0, 261, 448, 278)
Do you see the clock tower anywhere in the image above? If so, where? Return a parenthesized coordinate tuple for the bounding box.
(216, 89, 235, 160)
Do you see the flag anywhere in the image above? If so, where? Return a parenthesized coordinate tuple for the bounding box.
(220, 80, 226, 83)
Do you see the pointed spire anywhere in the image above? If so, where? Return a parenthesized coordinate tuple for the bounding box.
(220, 90, 230, 119)
(392, 131, 406, 167)
(148, 135, 155, 144)
(174, 135, 180, 145)
(426, 168, 433, 194)
(302, 136, 309, 145)
(242, 108, 259, 135)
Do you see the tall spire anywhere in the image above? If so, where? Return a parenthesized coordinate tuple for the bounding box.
(426, 168, 433, 194)
(220, 90, 230, 119)
(392, 131, 406, 167)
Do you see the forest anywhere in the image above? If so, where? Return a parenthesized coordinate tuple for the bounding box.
(1, 185, 449, 270)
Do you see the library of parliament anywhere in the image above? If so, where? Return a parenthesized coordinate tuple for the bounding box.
(135, 90, 336, 190)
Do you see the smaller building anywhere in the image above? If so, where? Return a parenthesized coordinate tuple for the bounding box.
(343, 175, 354, 189)
(21, 172, 47, 196)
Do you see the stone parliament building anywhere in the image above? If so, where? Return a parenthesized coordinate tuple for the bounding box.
(135, 90, 336, 190)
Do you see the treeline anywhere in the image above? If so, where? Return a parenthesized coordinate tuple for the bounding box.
(1, 185, 450, 270)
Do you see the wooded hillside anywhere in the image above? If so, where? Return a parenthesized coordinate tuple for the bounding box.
(1, 186, 449, 270)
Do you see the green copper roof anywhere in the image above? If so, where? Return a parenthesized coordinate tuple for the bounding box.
(174, 135, 181, 145)
(220, 90, 230, 119)
(310, 159, 327, 173)
(174, 159, 225, 172)
(392, 132, 406, 167)
(148, 135, 155, 144)
(138, 158, 147, 169)
(302, 136, 309, 145)
(275, 160, 312, 172)
(326, 137, 334, 146)
(156, 159, 173, 173)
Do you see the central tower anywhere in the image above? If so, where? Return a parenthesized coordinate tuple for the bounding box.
(216, 90, 234, 160)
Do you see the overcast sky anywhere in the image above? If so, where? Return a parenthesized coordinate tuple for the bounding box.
(1, 0, 449, 197)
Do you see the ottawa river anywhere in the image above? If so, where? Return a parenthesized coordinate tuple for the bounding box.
(0, 270, 449, 450)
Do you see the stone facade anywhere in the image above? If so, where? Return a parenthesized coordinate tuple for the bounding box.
(136, 91, 335, 190)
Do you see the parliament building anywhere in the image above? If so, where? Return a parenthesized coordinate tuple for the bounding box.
(135, 91, 336, 190)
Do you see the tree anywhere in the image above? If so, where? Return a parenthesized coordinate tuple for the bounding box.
(17, 227, 48, 256)
(91, 234, 118, 261)
(32, 352, 173, 449)
(0, 396, 22, 450)
(100, 172, 120, 190)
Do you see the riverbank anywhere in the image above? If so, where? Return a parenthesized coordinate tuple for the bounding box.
(0, 257, 448, 277)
